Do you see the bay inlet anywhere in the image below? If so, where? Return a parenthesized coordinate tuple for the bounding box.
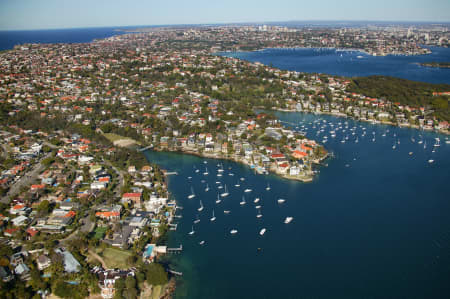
(144, 111, 450, 299)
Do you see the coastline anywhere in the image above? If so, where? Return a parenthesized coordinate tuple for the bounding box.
(147, 147, 325, 183)
(268, 107, 450, 136)
(216, 45, 431, 57)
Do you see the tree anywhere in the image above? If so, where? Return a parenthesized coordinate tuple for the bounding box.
(145, 263, 168, 286)
(37, 200, 51, 215)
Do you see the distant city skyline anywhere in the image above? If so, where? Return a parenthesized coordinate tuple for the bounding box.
(0, 0, 449, 30)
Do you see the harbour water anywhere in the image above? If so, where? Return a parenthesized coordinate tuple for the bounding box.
(220, 47, 450, 84)
(144, 112, 450, 298)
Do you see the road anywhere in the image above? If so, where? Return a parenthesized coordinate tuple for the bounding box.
(1, 152, 52, 204)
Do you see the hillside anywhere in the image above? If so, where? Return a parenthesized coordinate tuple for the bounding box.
(346, 76, 450, 121)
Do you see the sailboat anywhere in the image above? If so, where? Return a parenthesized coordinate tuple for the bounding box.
(193, 215, 200, 224)
(188, 226, 195, 235)
(210, 210, 216, 222)
(215, 193, 221, 204)
(244, 188, 252, 193)
(284, 217, 293, 224)
(240, 196, 246, 205)
(256, 209, 262, 218)
(277, 198, 286, 204)
(220, 185, 229, 197)
(424, 141, 427, 149)
(205, 184, 209, 192)
(198, 200, 204, 212)
(230, 229, 238, 234)
(434, 138, 440, 147)
(218, 164, 224, 172)
(199, 240, 205, 245)
(188, 187, 195, 199)
(235, 181, 240, 187)
(254, 198, 260, 204)
(266, 183, 271, 191)
(259, 228, 266, 236)
(203, 167, 209, 175)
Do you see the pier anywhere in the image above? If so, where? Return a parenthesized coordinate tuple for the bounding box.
(168, 270, 183, 276)
(138, 145, 153, 152)
(164, 171, 178, 175)
(167, 244, 183, 254)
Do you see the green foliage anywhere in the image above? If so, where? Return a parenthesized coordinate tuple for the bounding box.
(144, 263, 168, 286)
(347, 75, 450, 121)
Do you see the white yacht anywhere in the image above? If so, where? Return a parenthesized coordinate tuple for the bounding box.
(230, 229, 238, 234)
(256, 209, 262, 218)
(188, 226, 195, 235)
(224, 210, 231, 214)
(259, 228, 266, 236)
(188, 187, 195, 199)
(284, 217, 293, 224)
(254, 198, 260, 204)
(215, 194, 221, 204)
(244, 188, 252, 193)
(277, 198, 286, 204)
(220, 185, 229, 197)
(199, 240, 205, 245)
(434, 138, 441, 147)
(235, 181, 240, 187)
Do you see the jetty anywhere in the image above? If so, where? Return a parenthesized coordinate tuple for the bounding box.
(168, 270, 183, 276)
(138, 145, 153, 152)
(167, 244, 183, 254)
(164, 171, 178, 175)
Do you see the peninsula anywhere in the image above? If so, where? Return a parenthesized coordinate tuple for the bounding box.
(0, 24, 449, 299)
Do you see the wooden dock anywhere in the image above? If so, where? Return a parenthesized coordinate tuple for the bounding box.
(138, 145, 153, 152)
(167, 244, 183, 254)
(168, 270, 183, 276)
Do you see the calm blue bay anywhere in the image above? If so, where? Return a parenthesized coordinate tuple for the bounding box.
(145, 114, 450, 299)
(220, 47, 450, 84)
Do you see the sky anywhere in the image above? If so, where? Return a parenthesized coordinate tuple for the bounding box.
(0, 0, 449, 30)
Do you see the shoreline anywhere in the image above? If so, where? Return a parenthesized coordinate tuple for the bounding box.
(269, 108, 450, 136)
(147, 147, 325, 183)
(216, 45, 431, 57)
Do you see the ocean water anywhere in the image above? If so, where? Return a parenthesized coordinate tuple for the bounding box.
(0, 27, 131, 51)
(144, 114, 450, 299)
(220, 47, 450, 84)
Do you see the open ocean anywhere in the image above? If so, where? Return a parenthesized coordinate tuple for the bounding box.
(1, 27, 449, 298)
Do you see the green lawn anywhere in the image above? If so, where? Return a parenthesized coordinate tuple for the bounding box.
(93, 227, 107, 240)
(101, 247, 132, 269)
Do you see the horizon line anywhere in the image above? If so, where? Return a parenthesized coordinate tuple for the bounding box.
(1, 19, 450, 32)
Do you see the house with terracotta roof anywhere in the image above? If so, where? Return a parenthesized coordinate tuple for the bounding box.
(122, 193, 142, 207)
